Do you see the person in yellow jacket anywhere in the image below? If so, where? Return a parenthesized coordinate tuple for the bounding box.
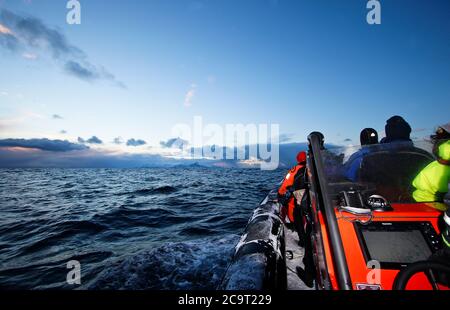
(412, 123, 450, 203)
(429, 188, 450, 286)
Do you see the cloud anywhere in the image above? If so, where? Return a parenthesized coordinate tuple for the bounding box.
(0, 138, 88, 152)
(184, 84, 197, 107)
(60, 130, 67, 134)
(0, 9, 125, 87)
(113, 137, 124, 145)
(412, 128, 428, 133)
(52, 114, 63, 120)
(22, 52, 37, 60)
(0, 147, 176, 168)
(278, 133, 295, 143)
(0, 136, 317, 169)
(0, 23, 13, 35)
(0, 21, 18, 51)
(160, 137, 189, 149)
(64, 61, 98, 80)
(127, 138, 147, 147)
(86, 136, 103, 144)
(0, 9, 80, 56)
(77, 136, 103, 144)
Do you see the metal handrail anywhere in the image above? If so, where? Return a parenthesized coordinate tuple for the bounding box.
(308, 132, 353, 290)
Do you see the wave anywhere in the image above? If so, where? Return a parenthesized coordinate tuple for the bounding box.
(127, 186, 178, 196)
(94, 206, 187, 229)
(88, 235, 239, 290)
(19, 220, 108, 254)
(0, 251, 113, 290)
(180, 226, 217, 236)
(0, 168, 285, 289)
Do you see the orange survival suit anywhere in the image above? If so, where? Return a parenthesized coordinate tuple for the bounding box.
(278, 151, 307, 223)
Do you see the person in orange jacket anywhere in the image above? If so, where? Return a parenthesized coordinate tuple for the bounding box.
(278, 151, 308, 246)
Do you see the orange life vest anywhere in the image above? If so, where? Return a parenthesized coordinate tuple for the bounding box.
(278, 165, 303, 196)
(287, 198, 296, 223)
(278, 164, 305, 223)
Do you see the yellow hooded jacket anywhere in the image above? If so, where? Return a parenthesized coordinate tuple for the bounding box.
(413, 140, 450, 202)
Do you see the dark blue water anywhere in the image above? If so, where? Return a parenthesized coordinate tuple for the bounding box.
(0, 168, 284, 290)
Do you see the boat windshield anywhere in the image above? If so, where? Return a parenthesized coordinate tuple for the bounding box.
(318, 140, 435, 204)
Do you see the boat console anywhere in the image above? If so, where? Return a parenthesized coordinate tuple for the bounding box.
(355, 221, 441, 269)
(306, 133, 449, 290)
(327, 183, 446, 289)
(335, 201, 446, 290)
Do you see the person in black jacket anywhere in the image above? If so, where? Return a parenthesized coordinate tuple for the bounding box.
(380, 116, 412, 144)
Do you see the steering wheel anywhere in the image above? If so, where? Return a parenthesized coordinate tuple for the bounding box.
(393, 261, 450, 290)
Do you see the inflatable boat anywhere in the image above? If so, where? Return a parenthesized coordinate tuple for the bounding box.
(220, 132, 450, 290)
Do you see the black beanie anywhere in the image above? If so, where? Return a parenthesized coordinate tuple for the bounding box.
(384, 116, 412, 143)
(360, 128, 379, 146)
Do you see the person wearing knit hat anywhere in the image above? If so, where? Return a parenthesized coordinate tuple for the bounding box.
(343, 128, 380, 182)
(380, 116, 412, 144)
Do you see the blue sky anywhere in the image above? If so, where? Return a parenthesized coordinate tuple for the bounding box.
(0, 0, 449, 167)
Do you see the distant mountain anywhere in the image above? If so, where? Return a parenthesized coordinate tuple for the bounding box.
(0, 141, 313, 169)
(188, 142, 310, 168)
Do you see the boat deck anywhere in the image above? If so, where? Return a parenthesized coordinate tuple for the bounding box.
(285, 227, 315, 290)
